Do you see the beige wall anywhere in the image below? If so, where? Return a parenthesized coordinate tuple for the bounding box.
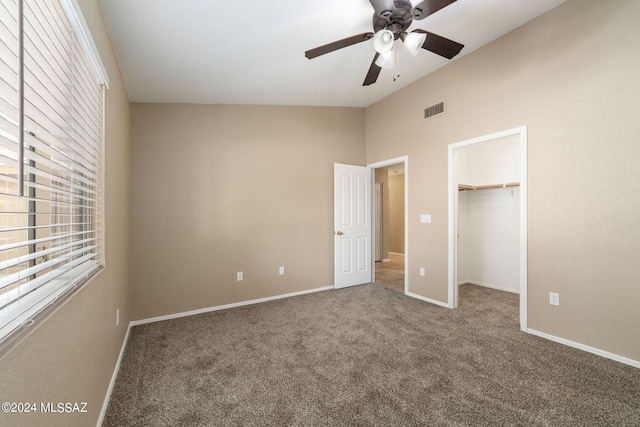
(366, 0, 640, 361)
(388, 174, 405, 254)
(0, 1, 131, 426)
(130, 104, 365, 321)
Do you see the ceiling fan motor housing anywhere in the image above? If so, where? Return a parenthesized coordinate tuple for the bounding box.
(373, 0, 414, 37)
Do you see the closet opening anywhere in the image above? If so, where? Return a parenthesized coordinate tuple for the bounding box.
(448, 127, 528, 331)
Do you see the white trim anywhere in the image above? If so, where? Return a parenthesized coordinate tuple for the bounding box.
(388, 252, 405, 257)
(448, 145, 456, 309)
(59, 0, 109, 87)
(519, 129, 528, 329)
(448, 126, 528, 330)
(459, 280, 520, 294)
(96, 323, 131, 427)
(368, 156, 408, 169)
(130, 286, 334, 327)
(527, 328, 640, 369)
(405, 291, 449, 308)
(367, 156, 409, 296)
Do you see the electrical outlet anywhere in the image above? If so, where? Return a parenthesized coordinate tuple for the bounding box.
(116, 308, 119, 326)
(549, 292, 560, 306)
(237, 272, 243, 281)
(279, 266, 285, 276)
(419, 267, 425, 277)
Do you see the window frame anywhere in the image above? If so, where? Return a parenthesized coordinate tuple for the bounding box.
(0, 0, 108, 353)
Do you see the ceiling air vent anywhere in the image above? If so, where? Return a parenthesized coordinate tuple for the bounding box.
(424, 101, 445, 119)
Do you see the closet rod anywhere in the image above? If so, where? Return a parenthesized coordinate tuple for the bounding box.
(458, 182, 520, 191)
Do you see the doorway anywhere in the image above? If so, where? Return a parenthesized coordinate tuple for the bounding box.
(448, 126, 528, 330)
(368, 156, 408, 294)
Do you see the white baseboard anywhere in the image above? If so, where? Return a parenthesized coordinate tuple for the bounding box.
(459, 280, 519, 294)
(406, 291, 451, 309)
(96, 323, 132, 427)
(130, 285, 334, 327)
(527, 328, 640, 369)
(389, 252, 405, 257)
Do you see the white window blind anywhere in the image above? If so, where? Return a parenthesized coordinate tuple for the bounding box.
(0, 0, 106, 348)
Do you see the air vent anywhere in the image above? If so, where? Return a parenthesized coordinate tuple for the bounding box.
(424, 101, 445, 119)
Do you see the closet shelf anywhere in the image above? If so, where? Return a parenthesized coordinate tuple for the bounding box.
(458, 182, 520, 191)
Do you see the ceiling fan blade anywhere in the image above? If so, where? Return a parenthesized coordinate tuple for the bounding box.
(363, 53, 382, 86)
(412, 0, 457, 20)
(305, 33, 374, 59)
(412, 29, 464, 59)
(369, 0, 396, 18)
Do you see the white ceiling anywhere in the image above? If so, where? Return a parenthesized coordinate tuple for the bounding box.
(101, 0, 566, 108)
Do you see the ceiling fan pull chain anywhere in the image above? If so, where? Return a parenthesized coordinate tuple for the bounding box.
(393, 46, 400, 81)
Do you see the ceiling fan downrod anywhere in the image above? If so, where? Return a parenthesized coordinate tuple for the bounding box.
(373, 1, 414, 35)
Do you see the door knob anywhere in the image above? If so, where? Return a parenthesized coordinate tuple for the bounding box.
(336, 231, 343, 235)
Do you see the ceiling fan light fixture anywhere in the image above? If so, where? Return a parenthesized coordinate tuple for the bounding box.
(375, 49, 395, 68)
(305, 0, 464, 87)
(372, 29, 395, 54)
(403, 32, 426, 56)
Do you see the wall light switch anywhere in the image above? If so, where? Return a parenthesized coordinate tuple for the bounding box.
(279, 266, 285, 276)
(419, 267, 425, 277)
(420, 214, 432, 223)
(237, 272, 243, 281)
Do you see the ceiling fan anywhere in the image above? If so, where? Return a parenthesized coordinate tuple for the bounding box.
(305, 0, 464, 86)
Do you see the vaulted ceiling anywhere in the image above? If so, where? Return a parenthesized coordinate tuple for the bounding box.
(101, 0, 566, 107)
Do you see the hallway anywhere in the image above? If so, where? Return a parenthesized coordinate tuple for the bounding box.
(374, 253, 404, 293)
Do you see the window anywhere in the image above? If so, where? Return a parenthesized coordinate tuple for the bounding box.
(0, 0, 108, 349)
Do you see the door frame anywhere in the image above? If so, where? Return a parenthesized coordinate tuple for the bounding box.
(368, 156, 409, 294)
(447, 126, 528, 330)
(374, 182, 383, 262)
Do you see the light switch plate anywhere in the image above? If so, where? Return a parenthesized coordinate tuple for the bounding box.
(420, 214, 432, 223)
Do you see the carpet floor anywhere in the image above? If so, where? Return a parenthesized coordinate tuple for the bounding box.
(104, 284, 640, 426)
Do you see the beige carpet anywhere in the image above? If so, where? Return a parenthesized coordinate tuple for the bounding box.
(104, 284, 640, 426)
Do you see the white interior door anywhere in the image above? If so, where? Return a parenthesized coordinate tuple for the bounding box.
(334, 163, 372, 289)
